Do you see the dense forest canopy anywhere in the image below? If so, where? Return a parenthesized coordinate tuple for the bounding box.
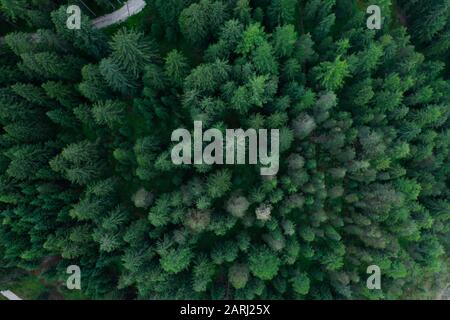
(0, 0, 448, 299)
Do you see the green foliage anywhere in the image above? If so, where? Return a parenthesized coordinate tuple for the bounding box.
(314, 56, 350, 91)
(248, 246, 281, 280)
(110, 28, 158, 76)
(207, 169, 232, 198)
(0, 0, 448, 301)
(179, 0, 228, 44)
(92, 100, 127, 129)
(51, 6, 108, 59)
(160, 247, 193, 274)
(228, 263, 249, 289)
(291, 273, 310, 295)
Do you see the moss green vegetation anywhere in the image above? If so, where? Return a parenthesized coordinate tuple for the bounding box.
(0, 0, 448, 300)
(0, 270, 47, 299)
(7, 276, 47, 299)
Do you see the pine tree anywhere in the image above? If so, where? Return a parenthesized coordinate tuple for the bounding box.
(164, 49, 189, 87)
(110, 28, 159, 77)
(92, 100, 127, 129)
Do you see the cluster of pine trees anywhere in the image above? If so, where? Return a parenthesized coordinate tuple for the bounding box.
(0, 0, 448, 299)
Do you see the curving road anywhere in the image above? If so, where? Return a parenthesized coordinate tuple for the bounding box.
(92, 0, 147, 29)
(1, 290, 22, 300)
(0, 0, 147, 43)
